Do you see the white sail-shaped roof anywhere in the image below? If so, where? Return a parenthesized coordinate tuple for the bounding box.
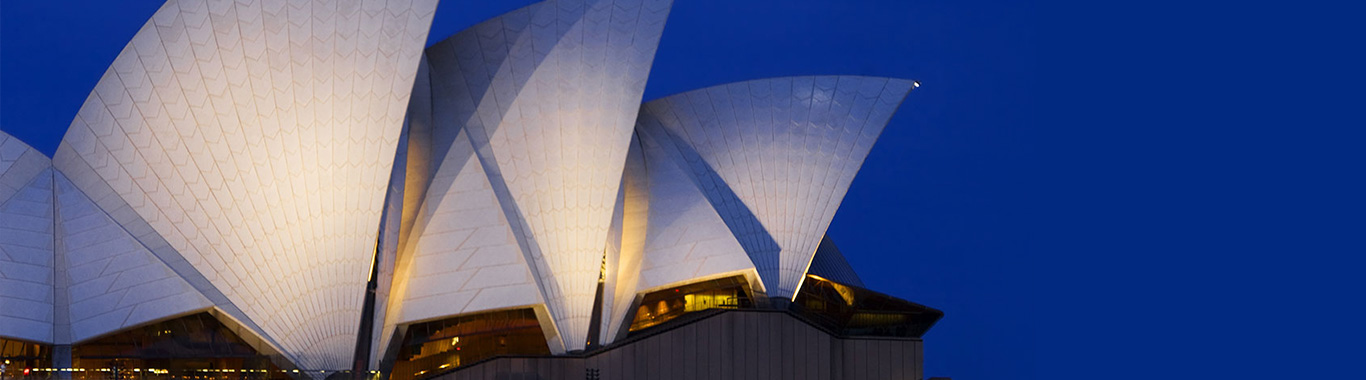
(55, 172, 214, 342)
(635, 76, 915, 299)
(0, 132, 56, 343)
(632, 126, 757, 293)
(0, 1, 928, 373)
(50, 0, 438, 369)
(382, 127, 547, 352)
(423, 0, 672, 350)
(598, 135, 651, 343)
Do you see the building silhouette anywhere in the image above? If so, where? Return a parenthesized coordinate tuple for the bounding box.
(0, 1, 939, 379)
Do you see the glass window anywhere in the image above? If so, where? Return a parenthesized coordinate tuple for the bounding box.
(0, 337, 51, 377)
(71, 312, 287, 379)
(628, 275, 754, 333)
(792, 275, 943, 338)
(392, 308, 550, 380)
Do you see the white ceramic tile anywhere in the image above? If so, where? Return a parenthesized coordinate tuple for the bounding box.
(0, 137, 54, 343)
(421, 0, 672, 351)
(50, 0, 437, 368)
(635, 76, 913, 299)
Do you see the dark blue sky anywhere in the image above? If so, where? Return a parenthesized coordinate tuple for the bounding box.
(1, 1, 1035, 378)
(8, 1, 1364, 379)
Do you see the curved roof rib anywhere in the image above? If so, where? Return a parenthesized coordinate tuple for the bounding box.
(635, 76, 915, 299)
(51, 0, 438, 369)
(381, 125, 546, 353)
(423, 0, 673, 351)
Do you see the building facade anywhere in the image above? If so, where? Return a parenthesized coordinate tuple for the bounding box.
(0, 0, 938, 379)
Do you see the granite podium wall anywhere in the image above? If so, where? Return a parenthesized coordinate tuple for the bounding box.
(428, 309, 924, 380)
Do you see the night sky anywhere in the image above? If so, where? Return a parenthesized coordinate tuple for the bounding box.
(6, 1, 1361, 379)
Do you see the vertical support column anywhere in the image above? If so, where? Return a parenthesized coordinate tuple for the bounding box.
(51, 346, 71, 380)
(52, 174, 72, 380)
(350, 249, 380, 379)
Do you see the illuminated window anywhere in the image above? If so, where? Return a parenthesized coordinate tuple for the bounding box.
(71, 312, 287, 379)
(628, 276, 754, 333)
(0, 337, 51, 377)
(392, 309, 550, 380)
(793, 275, 943, 338)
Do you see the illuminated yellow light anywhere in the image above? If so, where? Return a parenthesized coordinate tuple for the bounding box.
(438, 364, 450, 369)
(368, 240, 379, 282)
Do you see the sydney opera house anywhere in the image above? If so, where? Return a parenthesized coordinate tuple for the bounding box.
(0, 0, 942, 379)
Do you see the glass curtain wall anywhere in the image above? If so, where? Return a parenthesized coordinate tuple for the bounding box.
(0, 337, 51, 378)
(391, 309, 550, 380)
(70, 312, 286, 380)
(627, 276, 754, 333)
(792, 275, 943, 338)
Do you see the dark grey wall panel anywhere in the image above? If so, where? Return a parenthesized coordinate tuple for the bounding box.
(878, 340, 894, 379)
(716, 315, 729, 380)
(648, 331, 661, 378)
(818, 330, 832, 380)
(780, 314, 794, 380)
(891, 339, 906, 379)
(869, 340, 883, 379)
(619, 339, 632, 379)
(803, 319, 819, 380)
(428, 310, 923, 380)
(658, 329, 673, 380)
(916, 340, 925, 380)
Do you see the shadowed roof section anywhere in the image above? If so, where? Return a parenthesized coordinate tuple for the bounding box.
(420, 0, 674, 351)
(807, 235, 865, 288)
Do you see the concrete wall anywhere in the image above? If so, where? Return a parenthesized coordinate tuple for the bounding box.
(429, 310, 923, 380)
